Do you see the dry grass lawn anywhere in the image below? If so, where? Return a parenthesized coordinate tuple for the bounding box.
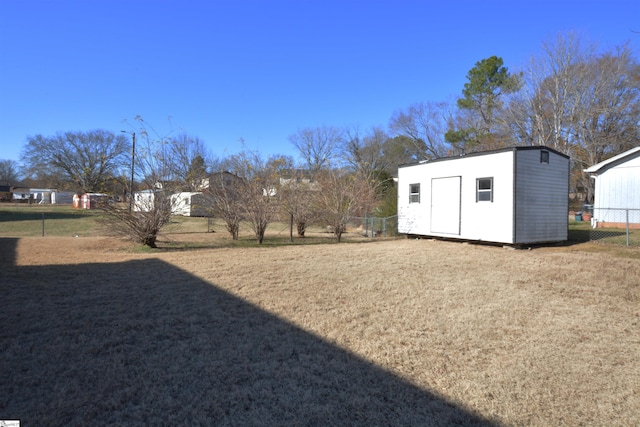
(1, 233, 638, 425)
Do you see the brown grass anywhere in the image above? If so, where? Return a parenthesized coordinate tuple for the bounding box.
(1, 234, 638, 426)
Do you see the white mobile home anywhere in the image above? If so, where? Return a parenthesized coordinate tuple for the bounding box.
(584, 146, 640, 228)
(397, 146, 569, 245)
(170, 192, 210, 217)
(29, 188, 55, 204)
(11, 187, 31, 202)
(31, 189, 75, 205)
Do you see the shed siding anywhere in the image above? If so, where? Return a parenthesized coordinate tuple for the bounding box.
(458, 151, 514, 242)
(514, 150, 569, 243)
(398, 151, 515, 243)
(398, 165, 433, 236)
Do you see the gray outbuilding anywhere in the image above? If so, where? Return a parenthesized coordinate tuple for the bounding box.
(397, 146, 570, 245)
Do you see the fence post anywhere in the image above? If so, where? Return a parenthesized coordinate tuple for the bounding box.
(364, 215, 368, 238)
(42, 212, 45, 237)
(626, 209, 630, 247)
(383, 217, 387, 237)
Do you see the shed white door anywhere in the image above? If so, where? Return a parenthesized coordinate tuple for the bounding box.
(431, 176, 461, 235)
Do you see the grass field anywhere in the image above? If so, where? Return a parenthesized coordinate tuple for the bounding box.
(1, 205, 639, 425)
(0, 204, 105, 237)
(0, 204, 364, 246)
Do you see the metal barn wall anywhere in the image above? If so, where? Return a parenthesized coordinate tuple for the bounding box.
(594, 154, 640, 210)
(514, 149, 569, 244)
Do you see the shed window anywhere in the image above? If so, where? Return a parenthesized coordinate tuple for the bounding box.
(409, 183, 420, 203)
(540, 150, 549, 164)
(476, 178, 493, 202)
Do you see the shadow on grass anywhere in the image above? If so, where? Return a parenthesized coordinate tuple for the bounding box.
(153, 234, 384, 252)
(566, 228, 592, 244)
(567, 227, 631, 244)
(0, 209, 94, 222)
(522, 224, 627, 248)
(0, 238, 497, 426)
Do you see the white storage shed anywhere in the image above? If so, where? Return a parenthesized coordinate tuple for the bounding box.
(584, 146, 640, 228)
(397, 146, 569, 245)
(133, 189, 157, 212)
(29, 188, 56, 204)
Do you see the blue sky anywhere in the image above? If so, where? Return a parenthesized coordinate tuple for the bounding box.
(1, 0, 638, 165)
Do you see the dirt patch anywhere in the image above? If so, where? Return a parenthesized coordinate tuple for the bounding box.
(2, 236, 639, 425)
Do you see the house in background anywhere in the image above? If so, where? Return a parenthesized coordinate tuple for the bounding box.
(29, 188, 56, 204)
(397, 146, 570, 245)
(132, 171, 273, 216)
(11, 187, 31, 202)
(134, 179, 212, 215)
(170, 192, 210, 217)
(584, 146, 640, 228)
(30, 188, 74, 204)
(0, 185, 12, 202)
(8, 187, 75, 204)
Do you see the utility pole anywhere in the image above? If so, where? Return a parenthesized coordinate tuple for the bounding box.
(122, 131, 136, 213)
(129, 132, 136, 213)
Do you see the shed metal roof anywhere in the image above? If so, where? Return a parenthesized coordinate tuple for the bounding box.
(398, 145, 569, 169)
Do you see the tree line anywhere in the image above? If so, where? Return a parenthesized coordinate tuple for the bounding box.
(98, 119, 387, 247)
(1, 32, 638, 246)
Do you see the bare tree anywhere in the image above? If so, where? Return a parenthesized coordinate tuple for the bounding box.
(389, 101, 451, 158)
(167, 133, 212, 191)
(100, 118, 190, 248)
(204, 171, 243, 240)
(21, 130, 129, 193)
(277, 165, 316, 240)
(342, 127, 397, 216)
(224, 150, 283, 244)
(503, 32, 595, 152)
(100, 192, 173, 248)
(0, 159, 21, 185)
(343, 127, 390, 178)
(571, 44, 640, 200)
(503, 32, 640, 201)
(312, 169, 377, 242)
(289, 125, 344, 171)
(375, 135, 428, 171)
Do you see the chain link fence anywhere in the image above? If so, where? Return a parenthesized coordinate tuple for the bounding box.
(586, 207, 640, 247)
(345, 215, 399, 238)
(348, 210, 639, 246)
